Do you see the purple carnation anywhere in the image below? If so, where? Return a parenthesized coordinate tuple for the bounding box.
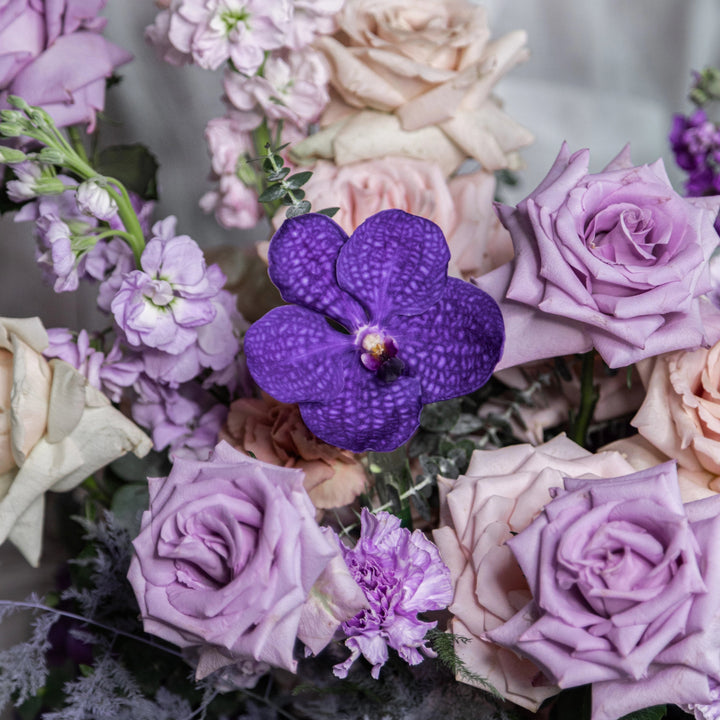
(334, 508, 453, 680)
(244, 210, 504, 452)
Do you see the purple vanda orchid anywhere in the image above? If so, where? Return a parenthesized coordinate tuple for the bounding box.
(244, 210, 505, 452)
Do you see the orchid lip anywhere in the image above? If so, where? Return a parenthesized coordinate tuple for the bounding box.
(356, 327, 404, 381)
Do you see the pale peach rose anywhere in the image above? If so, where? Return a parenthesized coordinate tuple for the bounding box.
(0, 317, 151, 566)
(292, 0, 533, 173)
(219, 394, 367, 509)
(267, 158, 513, 279)
(433, 434, 635, 711)
(479, 357, 645, 445)
(613, 341, 720, 494)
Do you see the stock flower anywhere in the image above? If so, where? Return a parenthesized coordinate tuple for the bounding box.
(334, 508, 453, 679)
(244, 210, 504, 452)
(44, 328, 141, 403)
(434, 436, 634, 710)
(476, 144, 720, 369)
(270, 159, 513, 280)
(75, 179, 117, 221)
(0, 317, 151, 566)
(223, 48, 329, 132)
(220, 394, 367, 509)
(128, 441, 365, 677)
(293, 0, 532, 173)
(0, 0, 131, 130)
(131, 376, 228, 460)
(486, 462, 720, 720)
(111, 216, 241, 385)
(147, 0, 292, 74)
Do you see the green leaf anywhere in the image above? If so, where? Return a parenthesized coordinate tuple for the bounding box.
(258, 184, 287, 203)
(267, 166, 290, 182)
(281, 188, 305, 204)
(618, 706, 667, 720)
(286, 200, 311, 218)
(95, 143, 158, 200)
(284, 170, 313, 189)
(110, 483, 149, 537)
(316, 206, 340, 217)
(420, 399, 462, 433)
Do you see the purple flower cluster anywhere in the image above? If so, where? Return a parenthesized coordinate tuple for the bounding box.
(44, 328, 141, 403)
(670, 109, 720, 196)
(131, 376, 228, 461)
(333, 508, 453, 679)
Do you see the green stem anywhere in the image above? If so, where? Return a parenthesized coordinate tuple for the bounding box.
(66, 125, 89, 163)
(367, 445, 413, 529)
(105, 177, 145, 265)
(569, 350, 599, 449)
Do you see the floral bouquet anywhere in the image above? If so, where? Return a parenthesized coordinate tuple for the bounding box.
(1, 2, 720, 720)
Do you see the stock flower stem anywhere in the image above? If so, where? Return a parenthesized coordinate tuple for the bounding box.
(570, 350, 599, 449)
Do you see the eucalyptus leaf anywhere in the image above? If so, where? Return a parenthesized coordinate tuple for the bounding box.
(286, 200, 311, 217)
(284, 171, 313, 189)
(420, 399, 462, 433)
(110, 483, 149, 537)
(618, 706, 667, 720)
(258, 184, 287, 203)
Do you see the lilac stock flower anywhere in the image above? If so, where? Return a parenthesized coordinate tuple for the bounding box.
(45, 328, 141, 403)
(244, 210, 505, 453)
(485, 462, 720, 720)
(334, 508, 453, 680)
(111, 216, 240, 386)
(131, 375, 228, 460)
(670, 109, 720, 197)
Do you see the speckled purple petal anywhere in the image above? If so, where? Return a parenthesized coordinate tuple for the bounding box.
(300, 360, 423, 452)
(244, 305, 354, 404)
(268, 214, 367, 327)
(336, 209, 450, 323)
(384, 278, 504, 404)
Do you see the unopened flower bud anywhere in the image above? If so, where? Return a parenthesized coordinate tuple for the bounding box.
(38, 147, 67, 165)
(34, 176, 67, 196)
(6, 163, 42, 201)
(76, 179, 118, 221)
(0, 147, 26, 164)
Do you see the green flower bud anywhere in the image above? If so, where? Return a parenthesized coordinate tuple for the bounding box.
(0, 123, 22, 138)
(38, 147, 67, 165)
(34, 177, 68, 195)
(0, 147, 27, 164)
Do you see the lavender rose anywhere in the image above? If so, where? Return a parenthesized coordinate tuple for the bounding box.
(0, 0, 132, 131)
(128, 441, 365, 678)
(486, 461, 720, 720)
(476, 144, 720, 369)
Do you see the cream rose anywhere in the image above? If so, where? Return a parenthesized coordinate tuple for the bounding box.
(0, 317, 151, 566)
(292, 0, 533, 173)
(433, 434, 635, 711)
(268, 158, 513, 279)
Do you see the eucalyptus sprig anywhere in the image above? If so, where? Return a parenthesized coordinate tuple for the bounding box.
(256, 141, 339, 220)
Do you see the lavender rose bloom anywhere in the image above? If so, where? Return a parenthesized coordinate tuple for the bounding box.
(0, 0, 132, 131)
(128, 441, 353, 677)
(486, 462, 720, 720)
(476, 144, 720, 369)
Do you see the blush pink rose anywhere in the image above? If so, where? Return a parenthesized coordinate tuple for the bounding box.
(293, 0, 532, 173)
(476, 144, 720, 369)
(433, 434, 634, 711)
(616, 340, 720, 494)
(269, 158, 513, 280)
(219, 394, 367, 510)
